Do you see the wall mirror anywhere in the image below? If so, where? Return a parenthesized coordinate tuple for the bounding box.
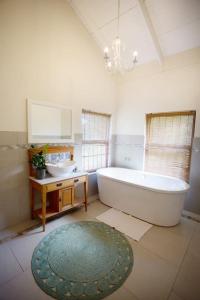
(27, 99, 73, 143)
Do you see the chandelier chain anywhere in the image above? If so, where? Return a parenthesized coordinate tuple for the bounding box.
(103, 0, 138, 72)
(117, 0, 120, 37)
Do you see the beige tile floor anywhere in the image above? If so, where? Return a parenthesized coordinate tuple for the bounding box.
(0, 200, 200, 300)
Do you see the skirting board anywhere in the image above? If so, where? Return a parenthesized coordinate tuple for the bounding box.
(0, 194, 99, 242)
(88, 194, 99, 203)
(182, 210, 200, 222)
(76, 194, 99, 204)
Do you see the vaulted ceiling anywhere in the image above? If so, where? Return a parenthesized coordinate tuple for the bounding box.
(68, 0, 200, 65)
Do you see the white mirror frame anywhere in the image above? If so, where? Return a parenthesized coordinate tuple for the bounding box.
(27, 99, 73, 144)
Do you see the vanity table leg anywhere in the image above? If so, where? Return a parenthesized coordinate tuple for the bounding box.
(42, 188, 47, 231)
(30, 183, 35, 219)
(84, 179, 88, 212)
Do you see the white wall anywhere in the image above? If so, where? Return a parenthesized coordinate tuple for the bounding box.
(0, 0, 117, 230)
(0, 0, 116, 134)
(0, 0, 200, 228)
(115, 48, 200, 137)
(114, 48, 200, 215)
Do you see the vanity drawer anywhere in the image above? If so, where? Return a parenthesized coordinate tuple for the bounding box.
(73, 176, 87, 184)
(46, 179, 74, 192)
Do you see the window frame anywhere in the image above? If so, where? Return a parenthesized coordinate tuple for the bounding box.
(145, 110, 196, 182)
(82, 109, 111, 172)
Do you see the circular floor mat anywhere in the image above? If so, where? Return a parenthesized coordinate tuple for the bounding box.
(31, 221, 133, 300)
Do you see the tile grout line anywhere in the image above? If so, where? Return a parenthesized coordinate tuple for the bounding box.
(123, 235, 178, 300)
(0, 203, 101, 245)
(0, 200, 98, 245)
(118, 232, 179, 299)
(0, 222, 41, 245)
(136, 240, 182, 269)
(166, 222, 197, 300)
(0, 273, 21, 289)
(168, 290, 185, 300)
(0, 245, 25, 289)
(101, 216, 196, 269)
(137, 218, 198, 267)
(9, 245, 25, 273)
(123, 285, 141, 300)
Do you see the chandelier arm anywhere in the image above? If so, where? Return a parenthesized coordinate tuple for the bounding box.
(103, 0, 138, 73)
(117, 0, 120, 36)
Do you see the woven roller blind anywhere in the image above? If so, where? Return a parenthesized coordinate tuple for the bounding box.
(145, 111, 196, 182)
(82, 109, 111, 171)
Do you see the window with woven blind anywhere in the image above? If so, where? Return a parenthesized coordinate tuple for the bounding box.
(82, 109, 111, 172)
(145, 111, 196, 182)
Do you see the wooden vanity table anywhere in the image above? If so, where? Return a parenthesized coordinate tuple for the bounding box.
(28, 146, 88, 231)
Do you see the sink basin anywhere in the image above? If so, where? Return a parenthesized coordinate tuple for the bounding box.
(46, 160, 76, 177)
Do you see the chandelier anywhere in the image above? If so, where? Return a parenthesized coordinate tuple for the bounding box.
(103, 0, 138, 73)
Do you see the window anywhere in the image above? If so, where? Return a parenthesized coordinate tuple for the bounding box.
(82, 109, 111, 172)
(145, 111, 196, 182)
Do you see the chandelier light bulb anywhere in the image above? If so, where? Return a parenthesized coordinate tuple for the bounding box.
(107, 61, 112, 68)
(103, 0, 139, 72)
(115, 37, 121, 46)
(104, 47, 109, 61)
(104, 47, 109, 54)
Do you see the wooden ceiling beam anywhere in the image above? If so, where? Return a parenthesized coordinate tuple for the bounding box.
(136, 0, 164, 64)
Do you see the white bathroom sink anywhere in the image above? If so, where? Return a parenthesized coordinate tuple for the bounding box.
(46, 160, 76, 177)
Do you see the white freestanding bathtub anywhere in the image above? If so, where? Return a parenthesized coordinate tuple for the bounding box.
(97, 168, 190, 226)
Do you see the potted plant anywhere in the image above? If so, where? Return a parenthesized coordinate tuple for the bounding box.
(31, 145, 48, 179)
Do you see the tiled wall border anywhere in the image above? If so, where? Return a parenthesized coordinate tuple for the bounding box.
(0, 132, 83, 150)
(0, 131, 199, 151)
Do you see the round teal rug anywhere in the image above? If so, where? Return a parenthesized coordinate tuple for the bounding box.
(31, 221, 133, 300)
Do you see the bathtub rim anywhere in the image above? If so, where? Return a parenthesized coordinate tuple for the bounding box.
(97, 167, 190, 194)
